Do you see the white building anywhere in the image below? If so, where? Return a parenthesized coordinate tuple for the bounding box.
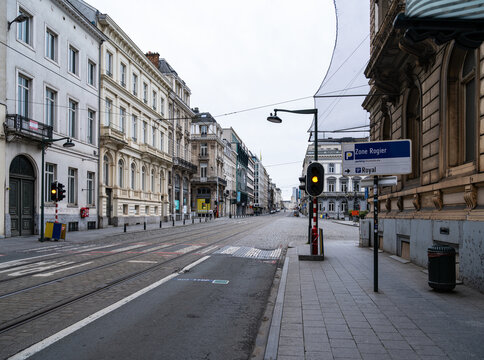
(223, 139, 237, 217)
(2, 0, 104, 237)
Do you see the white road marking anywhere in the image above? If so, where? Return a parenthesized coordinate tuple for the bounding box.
(33, 262, 94, 277)
(198, 245, 220, 254)
(176, 245, 201, 254)
(0, 254, 60, 269)
(4, 261, 75, 277)
(8, 256, 211, 360)
(220, 246, 239, 255)
(127, 260, 158, 264)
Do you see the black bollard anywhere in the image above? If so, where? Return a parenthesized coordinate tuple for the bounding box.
(160, 220, 162, 228)
(192, 218, 194, 224)
(124, 223, 127, 232)
(144, 222, 146, 230)
(172, 218, 175, 227)
(183, 218, 185, 225)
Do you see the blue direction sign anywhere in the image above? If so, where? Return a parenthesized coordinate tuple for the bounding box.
(342, 140, 412, 176)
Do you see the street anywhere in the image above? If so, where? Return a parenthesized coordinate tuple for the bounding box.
(0, 213, 297, 359)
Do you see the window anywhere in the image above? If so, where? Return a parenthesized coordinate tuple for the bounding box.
(329, 163, 335, 173)
(447, 47, 477, 168)
(200, 162, 207, 178)
(17, 8, 32, 45)
(68, 168, 77, 204)
(131, 115, 137, 141)
(87, 172, 95, 205)
(120, 63, 126, 87)
(118, 160, 124, 188)
(17, 74, 30, 117)
(200, 143, 208, 156)
(120, 107, 126, 133)
(103, 155, 109, 185)
(130, 163, 136, 189)
(141, 166, 146, 191)
(68, 45, 79, 75)
(328, 180, 335, 192)
(201, 125, 208, 135)
(87, 110, 95, 144)
(45, 163, 56, 202)
(143, 83, 148, 103)
(341, 201, 348, 213)
(152, 126, 156, 146)
(340, 179, 348, 193)
(143, 121, 147, 143)
(68, 100, 77, 138)
(329, 201, 335, 212)
(160, 172, 164, 193)
(132, 74, 138, 95)
(106, 51, 113, 76)
(406, 86, 421, 180)
(45, 88, 56, 127)
(160, 97, 165, 115)
(88, 60, 96, 86)
(353, 180, 360, 192)
(159, 131, 164, 151)
(152, 91, 157, 110)
(105, 98, 112, 126)
(45, 28, 57, 61)
(151, 169, 155, 192)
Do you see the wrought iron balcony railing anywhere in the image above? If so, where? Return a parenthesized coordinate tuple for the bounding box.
(5, 114, 53, 141)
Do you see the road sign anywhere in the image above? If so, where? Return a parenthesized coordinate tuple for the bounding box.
(361, 176, 398, 188)
(342, 140, 412, 176)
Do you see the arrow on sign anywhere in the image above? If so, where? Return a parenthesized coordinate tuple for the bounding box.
(344, 169, 351, 174)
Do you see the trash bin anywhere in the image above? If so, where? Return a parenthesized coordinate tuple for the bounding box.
(427, 244, 456, 291)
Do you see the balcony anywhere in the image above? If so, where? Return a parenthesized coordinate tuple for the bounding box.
(192, 176, 227, 187)
(5, 114, 53, 142)
(100, 124, 128, 148)
(173, 157, 197, 173)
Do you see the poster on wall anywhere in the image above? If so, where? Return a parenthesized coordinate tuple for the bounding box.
(197, 199, 211, 213)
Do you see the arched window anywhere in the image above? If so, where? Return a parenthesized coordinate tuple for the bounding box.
(328, 201, 335, 212)
(406, 86, 421, 180)
(160, 170, 164, 193)
(447, 46, 477, 168)
(103, 155, 109, 185)
(151, 169, 155, 192)
(141, 166, 146, 191)
(130, 163, 136, 190)
(118, 160, 124, 188)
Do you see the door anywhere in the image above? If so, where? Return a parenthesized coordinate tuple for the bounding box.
(106, 188, 112, 225)
(9, 178, 34, 236)
(9, 155, 36, 237)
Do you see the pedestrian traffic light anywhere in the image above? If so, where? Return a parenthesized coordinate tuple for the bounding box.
(298, 175, 307, 192)
(57, 182, 66, 201)
(306, 162, 324, 197)
(50, 182, 58, 202)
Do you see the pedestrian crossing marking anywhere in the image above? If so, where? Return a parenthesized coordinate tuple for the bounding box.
(215, 246, 281, 260)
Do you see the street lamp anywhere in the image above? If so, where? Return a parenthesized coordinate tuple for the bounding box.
(8, 13, 29, 31)
(39, 137, 75, 242)
(267, 108, 321, 256)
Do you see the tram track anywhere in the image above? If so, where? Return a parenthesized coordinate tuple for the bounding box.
(0, 218, 270, 336)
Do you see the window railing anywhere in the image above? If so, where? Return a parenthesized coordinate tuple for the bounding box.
(5, 114, 53, 140)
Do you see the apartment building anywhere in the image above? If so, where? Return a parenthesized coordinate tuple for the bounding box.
(2, 0, 104, 237)
(190, 111, 226, 217)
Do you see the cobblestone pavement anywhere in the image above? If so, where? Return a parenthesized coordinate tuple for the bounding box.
(267, 219, 484, 360)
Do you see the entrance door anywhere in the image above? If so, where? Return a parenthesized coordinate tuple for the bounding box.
(106, 188, 113, 225)
(9, 155, 36, 236)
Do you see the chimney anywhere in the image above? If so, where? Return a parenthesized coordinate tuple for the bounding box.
(145, 51, 160, 68)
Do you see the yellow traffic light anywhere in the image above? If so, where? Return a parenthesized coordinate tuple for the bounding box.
(311, 176, 318, 183)
(51, 189, 57, 194)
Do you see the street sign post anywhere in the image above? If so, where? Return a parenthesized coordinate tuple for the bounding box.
(342, 140, 412, 176)
(342, 140, 412, 292)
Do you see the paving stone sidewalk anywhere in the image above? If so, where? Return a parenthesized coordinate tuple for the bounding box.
(266, 224, 484, 360)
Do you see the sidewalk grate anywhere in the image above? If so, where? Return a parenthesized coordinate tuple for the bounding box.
(215, 246, 281, 260)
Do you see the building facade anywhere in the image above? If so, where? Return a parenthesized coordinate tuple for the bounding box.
(3, 0, 104, 237)
(223, 139, 237, 217)
(363, 0, 484, 291)
(253, 156, 269, 214)
(190, 111, 226, 217)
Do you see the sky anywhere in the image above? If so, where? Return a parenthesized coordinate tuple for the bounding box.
(87, 0, 361, 200)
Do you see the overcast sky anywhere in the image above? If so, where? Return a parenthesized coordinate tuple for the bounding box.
(89, 0, 340, 200)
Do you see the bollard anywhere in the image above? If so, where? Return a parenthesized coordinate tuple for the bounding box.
(183, 218, 185, 225)
(160, 220, 162, 228)
(124, 223, 127, 232)
(144, 222, 146, 230)
(172, 218, 175, 227)
(192, 218, 194, 224)
(199, 217, 201, 223)
(205, 217, 207, 222)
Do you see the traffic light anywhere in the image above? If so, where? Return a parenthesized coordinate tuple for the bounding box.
(299, 175, 307, 193)
(306, 162, 324, 197)
(50, 182, 58, 202)
(57, 182, 66, 201)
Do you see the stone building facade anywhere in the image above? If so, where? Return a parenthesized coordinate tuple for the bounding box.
(190, 111, 226, 217)
(363, 0, 484, 291)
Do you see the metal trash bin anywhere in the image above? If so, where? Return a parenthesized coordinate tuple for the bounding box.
(428, 244, 456, 291)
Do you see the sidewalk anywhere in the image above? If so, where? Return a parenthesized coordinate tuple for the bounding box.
(265, 226, 484, 359)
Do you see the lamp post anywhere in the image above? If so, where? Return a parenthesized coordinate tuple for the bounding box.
(267, 108, 320, 255)
(7, 13, 29, 31)
(39, 137, 75, 242)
